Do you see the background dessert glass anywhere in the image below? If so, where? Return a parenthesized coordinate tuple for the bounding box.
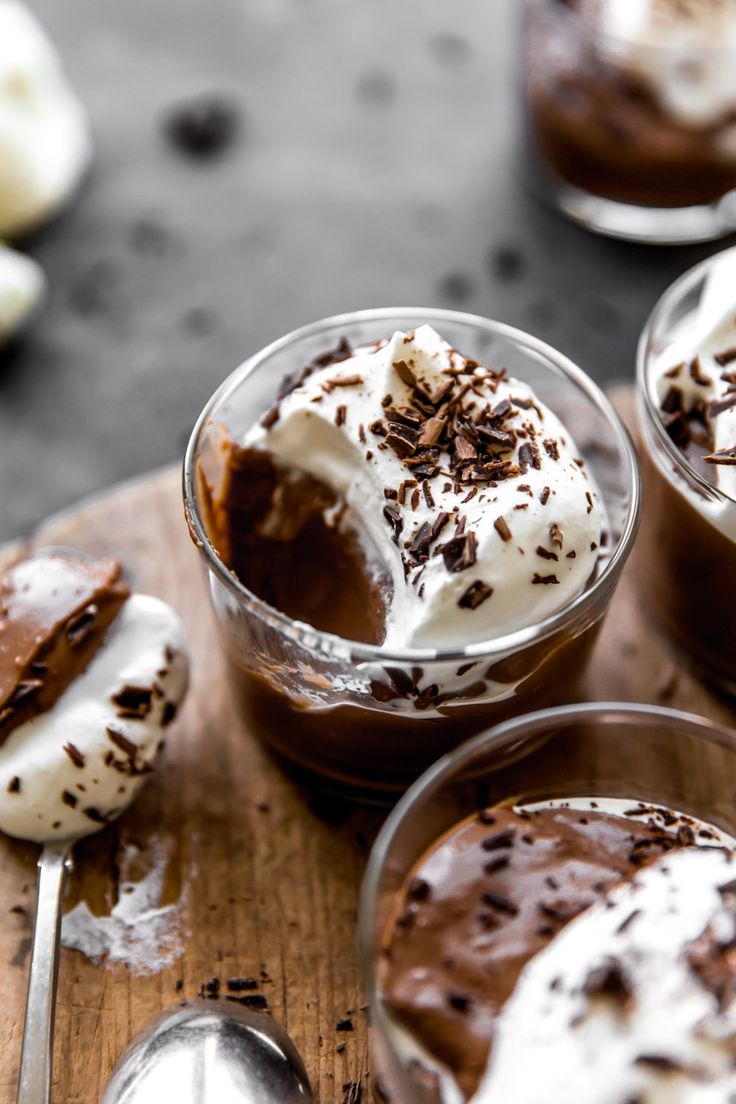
(638, 250, 736, 696)
(359, 701, 736, 1103)
(523, 0, 736, 244)
(184, 308, 640, 798)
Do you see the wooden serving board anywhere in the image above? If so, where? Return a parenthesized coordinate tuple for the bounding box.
(0, 390, 734, 1104)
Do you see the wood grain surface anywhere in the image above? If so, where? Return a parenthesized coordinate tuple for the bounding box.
(0, 391, 734, 1104)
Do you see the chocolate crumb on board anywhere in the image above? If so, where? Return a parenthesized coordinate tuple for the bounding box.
(226, 977, 259, 991)
(336, 1018, 354, 1032)
(226, 993, 269, 1010)
(7, 776, 20, 794)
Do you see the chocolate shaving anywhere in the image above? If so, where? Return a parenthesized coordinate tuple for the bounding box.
(536, 546, 558, 561)
(715, 347, 736, 367)
(9, 680, 42, 707)
(382, 504, 404, 543)
(162, 701, 177, 726)
(408, 523, 434, 560)
(709, 395, 736, 418)
(111, 685, 153, 717)
(63, 743, 86, 768)
(493, 516, 512, 542)
(65, 604, 98, 647)
(328, 374, 363, 388)
(583, 958, 631, 1002)
(550, 523, 563, 547)
(106, 726, 139, 758)
(481, 827, 516, 851)
(481, 890, 518, 916)
(83, 807, 109, 824)
(457, 580, 493, 610)
(438, 531, 477, 573)
(61, 790, 78, 808)
(543, 438, 560, 460)
(7, 776, 20, 794)
(704, 447, 736, 465)
(335, 404, 347, 427)
(393, 359, 417, 388)
(260, 403, 280, 430)
(385, 427, 418, 459)
(417, 416, 445, 447)
(689, 356, 710, 386)
(532, 573, 559, 585)
(539, 486, 550, 505)
(454, 436, 477, 462)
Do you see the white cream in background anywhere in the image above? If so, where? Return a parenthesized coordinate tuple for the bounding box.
(597, 0, 736, 130)
(652, 248, 736, 522)
(0, 242, 43, 342)
(0, 594, 189, 843)
(0, 0, 92, 238)
(476, 843, 736, 1104)
(244, 325, 603, 650)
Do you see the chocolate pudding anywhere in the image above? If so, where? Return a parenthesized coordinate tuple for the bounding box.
(639, 249, 736, 691)
(193, 323, 615, 793)
(379, 800, 735, 1101)
(526, 0, 736, 209)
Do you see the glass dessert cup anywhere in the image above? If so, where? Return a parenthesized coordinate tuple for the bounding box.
(183, 308, 640, 798)
(637, 250, 736, 696)
(359, 701, 736, 1103)
(523, 0, 736, 244)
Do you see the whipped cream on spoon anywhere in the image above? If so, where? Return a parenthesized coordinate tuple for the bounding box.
(0, 548, 189, 1104)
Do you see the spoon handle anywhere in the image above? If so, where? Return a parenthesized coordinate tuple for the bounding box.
(16, 841, 73, 1104)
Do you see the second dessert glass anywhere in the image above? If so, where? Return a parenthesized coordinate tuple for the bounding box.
(184, 308, 640, 797)
(637, 250, 736, 696)
(523, 0, 736, 243)
(360, 702, 736, 1103)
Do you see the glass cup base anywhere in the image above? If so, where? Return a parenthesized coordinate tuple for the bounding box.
(530, 156, 736, 245)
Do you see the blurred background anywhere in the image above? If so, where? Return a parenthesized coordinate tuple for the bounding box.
(0, 0, 721, 542)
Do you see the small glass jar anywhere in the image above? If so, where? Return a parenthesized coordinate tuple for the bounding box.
(184, 309, 640, 798)
(523, 0, 736, 243)
(359, 701, 736, 1102)
(637, 247, 736, 696)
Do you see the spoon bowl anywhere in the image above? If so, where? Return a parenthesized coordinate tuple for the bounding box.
(101, 1000, 314, 1104)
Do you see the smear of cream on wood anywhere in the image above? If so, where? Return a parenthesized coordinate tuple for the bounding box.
(61, 838, 184, 973)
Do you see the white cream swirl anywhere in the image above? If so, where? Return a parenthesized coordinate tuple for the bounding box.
(243, 325, 603, 650)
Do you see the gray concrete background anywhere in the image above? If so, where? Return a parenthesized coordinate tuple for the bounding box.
(0, 0, 723, 542)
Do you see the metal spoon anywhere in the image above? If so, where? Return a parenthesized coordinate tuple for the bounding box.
(101, 999, 314, 1104)
(16, 837, 76, 1104)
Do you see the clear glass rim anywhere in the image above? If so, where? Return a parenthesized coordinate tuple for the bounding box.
(358, 699, 736, 990)
(183, 306, 641, 665)
(526, 0, 736, 57)
(637, 245, 736, 506)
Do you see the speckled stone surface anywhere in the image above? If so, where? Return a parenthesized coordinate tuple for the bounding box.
(0, 0, 724, 542)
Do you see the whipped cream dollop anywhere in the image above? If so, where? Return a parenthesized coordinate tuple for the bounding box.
(244, 325, 603, 649)
(0, 594, 188, 843)
(654, 248, 736, 504)
(0, 0, 91, 238)
(476, 843, 736, 1104)
(594, 0, 736, 129)
(0, 242, 44, 343)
